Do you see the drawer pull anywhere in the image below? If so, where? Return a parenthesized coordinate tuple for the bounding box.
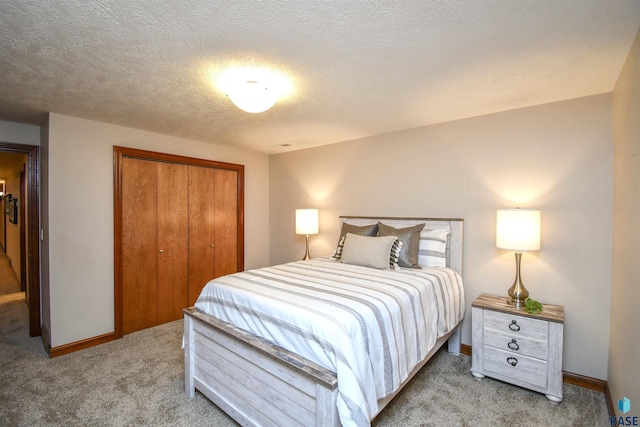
(508, 339, 520, 351)
(507, 357, 518, 367)
(508, 320, 520, 332)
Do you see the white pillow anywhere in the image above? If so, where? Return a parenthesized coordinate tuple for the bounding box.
(418, 229, 450, 267)
(340, 233, 399, 270)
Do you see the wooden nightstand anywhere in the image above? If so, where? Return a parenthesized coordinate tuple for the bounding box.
(470, 293, 564, 403)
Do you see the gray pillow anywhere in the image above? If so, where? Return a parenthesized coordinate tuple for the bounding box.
(340, 234, 398, 269)
(377, 222, 425, 268)
(332, 222, 378, 260)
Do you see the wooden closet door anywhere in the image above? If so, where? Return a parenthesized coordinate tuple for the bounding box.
(215, 169, 238, 276)
(115, 146, 244, 338)
(188, 165, 216, 306)
(157, 162, 189, 324)
(122, 158, 158, 335)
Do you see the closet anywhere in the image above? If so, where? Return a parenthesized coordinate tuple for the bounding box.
(114, 147, 244, 336)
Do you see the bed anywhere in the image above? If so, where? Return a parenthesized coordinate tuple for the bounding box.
(183, 216, 465, 427)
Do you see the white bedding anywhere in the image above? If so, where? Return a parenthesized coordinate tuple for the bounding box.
(194, 258, 465, 427)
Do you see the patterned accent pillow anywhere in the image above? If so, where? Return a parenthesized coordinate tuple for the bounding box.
(377, 222, 425, 268)
(333, 235, 347, 260)
(418, 229, 451, 267)
(389, 238, 403, 270)
(340, 233, 401, 270)
(332, 222, 378, 260)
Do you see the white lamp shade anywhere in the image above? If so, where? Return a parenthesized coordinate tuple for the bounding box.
(227, 80, 278, 113)
(496, 209, 541, 251)
(296, 209, 319, 235)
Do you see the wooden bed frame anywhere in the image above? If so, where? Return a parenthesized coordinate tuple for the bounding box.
(184, 217, 464, 427)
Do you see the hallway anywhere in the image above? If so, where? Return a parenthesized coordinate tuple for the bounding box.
(0, 250, 21, 295)
(0, 251, 46, 356)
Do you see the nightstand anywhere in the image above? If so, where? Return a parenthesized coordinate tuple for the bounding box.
(470, 293, 564, 403)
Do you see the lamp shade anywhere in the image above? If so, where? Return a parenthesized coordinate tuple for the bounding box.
(227, 80, 278, 113)
(296, 209, 319, 235)
(496, 209, 541, 251)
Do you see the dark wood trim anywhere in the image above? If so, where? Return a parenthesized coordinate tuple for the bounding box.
(50, 332, 116, 358)
(115, 146, 246, 171)
(19, 165, 27, 292)
(604, 381, 615, 417)
(113, 148, 123, 339)
(0, 142, 40, 337)
(113, 146, 245, 339)
(460, 343, 472, 356)
(562, 371, 606, 392)
(236, 166, 245, 272)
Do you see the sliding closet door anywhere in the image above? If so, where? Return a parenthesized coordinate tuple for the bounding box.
(214, 169, 239, 277)
(121, 158, 158, 335)
(188, 165, 216, 306)
(157, 162, 189, 324)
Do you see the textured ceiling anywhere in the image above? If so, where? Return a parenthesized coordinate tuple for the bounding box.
(1, 1, 639, 154)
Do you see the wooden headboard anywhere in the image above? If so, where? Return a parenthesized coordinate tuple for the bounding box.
(339, 216, 464, 275)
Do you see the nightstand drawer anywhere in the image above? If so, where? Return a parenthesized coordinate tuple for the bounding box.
(483, 346, 548, 389)
(484, 309, 548, 341)
(484, 328, 548, 360)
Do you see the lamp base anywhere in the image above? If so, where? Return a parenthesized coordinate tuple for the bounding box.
(302, 235, 311, 260)
(507, 294, 528, 308)
(507, 252, 529, 307)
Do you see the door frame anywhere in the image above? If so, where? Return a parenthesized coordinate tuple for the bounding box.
(0, 142, 40, 337)
(113, 146, 244, 338)
(20, 165, 27, 292)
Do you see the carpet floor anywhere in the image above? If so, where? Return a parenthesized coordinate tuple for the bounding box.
(0, 254, 609, 426)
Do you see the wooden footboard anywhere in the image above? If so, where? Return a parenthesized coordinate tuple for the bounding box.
(184, 307, 339, 427)
(184, 307, 461, 426)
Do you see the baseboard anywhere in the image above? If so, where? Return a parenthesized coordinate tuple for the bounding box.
(49, 332, 116, 358)
(461, 343, 472, 356)
(604, 381, 615, 417)
(562, 371, 606, 392)
(460, 343, 610, 405)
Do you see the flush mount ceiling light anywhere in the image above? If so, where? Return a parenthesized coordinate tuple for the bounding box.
(226, 80, 278, 113)
(215, 66, 294, 114)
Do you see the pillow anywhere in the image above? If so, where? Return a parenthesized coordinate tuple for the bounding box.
(389, 238, 403, 270)
(336, 234, 403, 269)
(418, 229, 450, 267)
(340, 234, 400, 269)
(377, 222, 425, 268)
(332, 222, 378, 260)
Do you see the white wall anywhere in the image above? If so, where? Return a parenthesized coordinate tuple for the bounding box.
(0, 120, 40, 146)
(609, 27, 640, 416)
(269, 94, 613, 379)
(46, 113, 270, 348)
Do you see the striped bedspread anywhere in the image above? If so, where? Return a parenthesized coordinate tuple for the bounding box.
(194, 258, 465, 427)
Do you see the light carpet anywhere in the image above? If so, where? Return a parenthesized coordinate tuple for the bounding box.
(0, 294, 609, 426)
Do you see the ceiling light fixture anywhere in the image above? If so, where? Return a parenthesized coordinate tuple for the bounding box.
(215, 65, 293, 114)
(227, 80, 278, 113)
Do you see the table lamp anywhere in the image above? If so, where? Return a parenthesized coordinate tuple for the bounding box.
(496, 208, 541, 307)
(296, 209, 319, 260)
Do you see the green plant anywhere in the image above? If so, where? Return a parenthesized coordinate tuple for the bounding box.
(525, 298, 543, 314)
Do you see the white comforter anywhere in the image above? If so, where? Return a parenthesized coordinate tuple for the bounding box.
(194, 258, 465, 427)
